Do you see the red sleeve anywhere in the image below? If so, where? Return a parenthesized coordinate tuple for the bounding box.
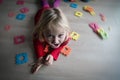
(34, 7, 50, 25)
(51, 38, 70, 61)
(33, 7, 50, 58)
(33, 39, 46, 59)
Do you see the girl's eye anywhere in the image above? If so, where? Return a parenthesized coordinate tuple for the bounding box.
(58, 34, 63, 38)
(47, 34, 52, 37)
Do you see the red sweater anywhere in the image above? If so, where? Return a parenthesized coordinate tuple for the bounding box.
(34, 7, 70, 61)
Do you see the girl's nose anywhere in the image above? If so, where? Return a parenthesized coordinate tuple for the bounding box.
(52, 37, 59, 44)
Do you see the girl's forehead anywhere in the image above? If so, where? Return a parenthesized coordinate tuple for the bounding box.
(46, 26, 66, 34)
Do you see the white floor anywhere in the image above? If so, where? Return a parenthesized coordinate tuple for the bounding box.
(0, 0, 120, 80)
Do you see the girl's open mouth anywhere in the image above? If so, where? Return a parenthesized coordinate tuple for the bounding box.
(51, 43, 60, 48)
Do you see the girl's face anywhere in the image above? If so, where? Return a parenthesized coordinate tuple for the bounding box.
(43, 27, 67, 49)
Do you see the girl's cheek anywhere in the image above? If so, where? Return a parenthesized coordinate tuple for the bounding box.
(47, 38, 53, 42)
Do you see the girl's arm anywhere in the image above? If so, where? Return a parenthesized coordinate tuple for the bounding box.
(33, 39, 45, 59)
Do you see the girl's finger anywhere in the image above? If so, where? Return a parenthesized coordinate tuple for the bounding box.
(46, 55, 50, 61)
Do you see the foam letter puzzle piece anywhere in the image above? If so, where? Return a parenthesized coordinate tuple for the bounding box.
(75, 11, 83, 17)
(70, 32, 80, 41)
(4, 25, 11, 31)
(83, 6, 96, 16)
(70, 0, 76, 2)
(14, 35, 25, 44)
(16, 13, 26, 20)
(70, 3, 78, 8)
(16, 0, 24, 5)
(64, 0, 69, 2)
(99, 13, 106, 21)
(20, 7, 29, 13)
(89, 22, 108, 39)
(8, 12, 15, 17)
(61, 46, 71, 56)
(16, 52, 28, 65)
(97, 28, 108, 39)
(89, 22, 99, 32)
(44, 45, 49, 53)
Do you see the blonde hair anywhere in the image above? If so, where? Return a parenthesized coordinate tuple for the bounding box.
(33, 8, 71, 41)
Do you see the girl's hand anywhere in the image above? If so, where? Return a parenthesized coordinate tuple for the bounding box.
(45, 54, 53, 65)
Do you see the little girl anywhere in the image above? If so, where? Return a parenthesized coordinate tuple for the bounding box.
(31, 0, 71, 73)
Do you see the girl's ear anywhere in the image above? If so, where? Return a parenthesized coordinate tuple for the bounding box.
(39, 33, 45, 42)
(64, 32, 69, 41)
